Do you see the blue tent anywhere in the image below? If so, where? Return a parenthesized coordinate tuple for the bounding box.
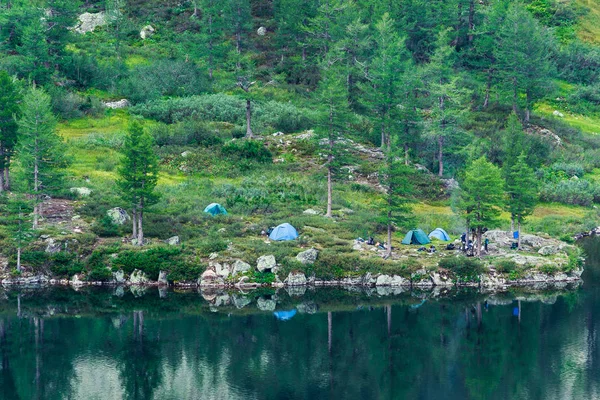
(269, 223, 298, 241)
(204, 203, 227, 216)
(274, 309, 297, 321)
(428, 228, 451, 241)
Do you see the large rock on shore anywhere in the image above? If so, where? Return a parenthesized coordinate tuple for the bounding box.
(257, 255, 276, 272)
(129, 270, 149, 284)
(296, 248, 318, 265)
(199, 269, 224, 286)
(284, 272, 307, 286)
(107, 207, 130, 225)
(232, 260, 251, 275)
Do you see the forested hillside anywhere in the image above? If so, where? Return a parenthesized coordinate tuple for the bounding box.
(0, 0, 599, 282)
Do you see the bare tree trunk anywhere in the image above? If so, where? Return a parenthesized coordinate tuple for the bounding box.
(326, 165, 333, 218)
(510, 216, 514, 233)
(483, 70, 492, 108)
(137, 202, 144, 246)
(380, 123, 385, 150)
(437, 136, 444, 177)
(4, 167, 9, 191)
(208, 10, 213, 80)
(0, 172, 3, 193)
(386, 218, 392, 258)
(132, 205, 137, 239)
(468, 0, 475, 44)
(33, 152, 39, 229)
(517, 219, 521, 249)
(404, 143, 409, 165)
(16, 246, 21, 272)
(525, 92, 531, 123)
(245, 99, 254, 138)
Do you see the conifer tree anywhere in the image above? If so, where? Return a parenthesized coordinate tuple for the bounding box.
(494, 3, 556, 122)
(118, 121, 159, 246)
(505, 153, 538, 248)
(3, 195, 34, 272)
(17, 87, 66, 229)
(0, 71, 20, 192)
(315, 62, 350, 218)
(457, 157, 504, 256)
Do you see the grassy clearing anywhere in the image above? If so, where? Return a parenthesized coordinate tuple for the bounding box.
(577, 0, 600, 44)
(58, 111, 131, 140)
(535, 103, 600, 135)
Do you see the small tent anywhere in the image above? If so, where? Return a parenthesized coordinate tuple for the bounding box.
(401, 229, 430, 245)
(204, 203, 227, 216)
(429, 228, 451, 241)
(269, 223, 298, 241)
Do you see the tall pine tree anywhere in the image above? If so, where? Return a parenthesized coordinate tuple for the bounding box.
(505, 153, 538, 248)
(0, 71, 20, 192)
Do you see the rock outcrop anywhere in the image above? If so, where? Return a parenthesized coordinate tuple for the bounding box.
(107, 207, 130, 225)
(74, 12, 107, 34)
(296, 248, 318, 265)
(256, 255, 276, 272)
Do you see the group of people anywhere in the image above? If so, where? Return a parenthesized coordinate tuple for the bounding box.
(460, 232, 490, 255)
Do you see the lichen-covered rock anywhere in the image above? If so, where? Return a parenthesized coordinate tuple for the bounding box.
(257, 26, 267, 36)
(104, 99, 130, 109)
(165, 236, 180, 246)
(140, 25, 155, 39)
(390, 275, 409, 286)
(198, 269, 224, 286)
(107, 207, 130, 225)
(296, 248, 318, 265)
(129, 269, 149, 285)
(303, 208, 321, 215)
(74, 12, 107, 34)
(376, 275, 393, 286)
(284, 272, 307, 286)
(430, 272, 453, 286)
(538, 245, 561, 256)
(70, 274, 85, 286)
(215, 263, 231, 278)
(232, 260, 251, 275)
(257, 297, 276, 311)
(113, 269, 125, 284)
(45, 238, 62, 254)
(256, 255, 276, 272)
(158, 270, 168, 285)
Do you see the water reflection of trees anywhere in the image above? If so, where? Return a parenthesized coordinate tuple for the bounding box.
(0, 282, 598, 398)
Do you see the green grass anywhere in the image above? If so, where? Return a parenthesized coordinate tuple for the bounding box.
(577, 0, 600, 44)
(58, 111, 131, 140)
(535, 102, 600, 135)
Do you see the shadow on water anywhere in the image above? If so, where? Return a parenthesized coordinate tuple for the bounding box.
(1, 238, 600, 400)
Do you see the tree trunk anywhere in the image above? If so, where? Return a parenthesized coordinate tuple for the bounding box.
(386, 218, 392, 258)
(517, 219, 521, 249)
(245, 99, 254, 138)
(132, 206, 137, 239)
(33, 151, 39, 229)
(468, 0, 475, 44)
(380, 123, 385, 150)
(510, 216, 514, 233)
(437, 136, 444, 177)
(525, 92, 531, 123)
(326, 165, 333, 218)
(483, 70, 492, 108)
(4, 167, 9, 191)
(465, 218, 469, 252)
(404, 143, 409, 166)
(0, 172, 3, 193)
(16, 246, 21, 272)
(137, 202, 144, 246)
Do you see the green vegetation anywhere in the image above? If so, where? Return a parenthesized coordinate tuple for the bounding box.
(0, 0, 599, 281)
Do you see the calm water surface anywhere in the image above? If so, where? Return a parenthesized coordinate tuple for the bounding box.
(2, 239, 600, 399)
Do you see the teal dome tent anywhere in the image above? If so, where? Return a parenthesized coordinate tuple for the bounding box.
(401, 229, 431, 245)
(428, 228, 451, 241)
(204, 203, 228, 216)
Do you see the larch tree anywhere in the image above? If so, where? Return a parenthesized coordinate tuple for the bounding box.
(118, 121, 159, 246)
(457, 157, 504, 257)
(315, 61, 350, 218)
(494, 2, 555, 122)
(501, 112, 525, 230)
(423, 31, 468, 177)
(505, 153, 538, 249)
(17, 87, 66, 229)
(0, 71, 20, 192)
(3, 195, 34, 272)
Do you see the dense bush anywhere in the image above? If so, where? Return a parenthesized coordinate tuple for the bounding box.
(222, 140, 272, 163)
(151, 120, 223, 147)
(122, 59, 210, 103)
(112, 247, 183, 280)
(439, 257, 485, 282)
(494, 259, 518, 274)
(131, 94, 316, 132)
(540, 179, 600, 206)
(549, 162, 585, 178)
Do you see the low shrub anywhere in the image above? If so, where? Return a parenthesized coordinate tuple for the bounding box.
(91, 215, 120, 237)
(539, 264, 559, 275)
(112, 247, 182, 280)
(222, 140, 272, 163)
(166, 263, 205, 282)
(439, 257, 485, 283)
(495, 259, 518, 274)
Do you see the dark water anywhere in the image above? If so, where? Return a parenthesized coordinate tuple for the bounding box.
(1, 240, 600, 399)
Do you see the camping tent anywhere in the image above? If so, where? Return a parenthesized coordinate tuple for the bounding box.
(429, 228, 451, 241)
(269, 223, 298, 241)
(204, 203, 227, 216)
(401, 229, 431, 245)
